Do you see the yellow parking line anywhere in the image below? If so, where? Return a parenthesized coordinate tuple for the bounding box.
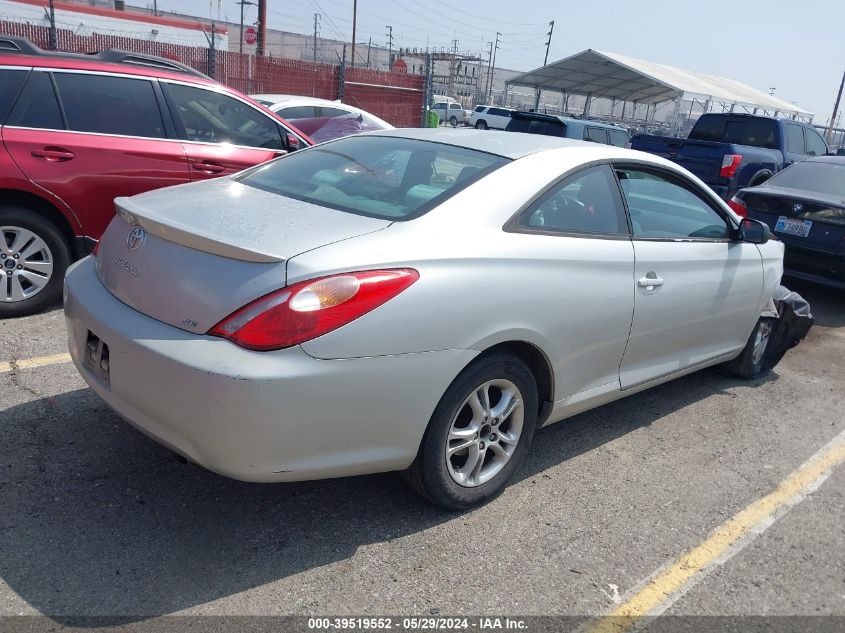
(0, 352, 72, 373)
(588, 429, 845, 633)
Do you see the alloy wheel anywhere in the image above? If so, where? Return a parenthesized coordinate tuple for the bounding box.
(0, 226, 54, 303)
(445, 379, 525, 487)
(752, 320, 773, 366)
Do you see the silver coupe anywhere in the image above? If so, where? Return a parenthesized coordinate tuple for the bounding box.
(64, 129, 783, 509)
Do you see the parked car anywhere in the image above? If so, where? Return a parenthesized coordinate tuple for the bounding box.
(430, 101, 466, 127)
(251, 94, 393, 143)
(730, 156, 845, 289)
(630, 113, 829, 200)
(65, 129, 782, 510)
(0, 37, 311, 318)
(469, 105, 515, 130)
(506, 111, 629, 147)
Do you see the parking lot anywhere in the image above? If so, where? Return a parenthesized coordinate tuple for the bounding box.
(1, 278, 843, 629)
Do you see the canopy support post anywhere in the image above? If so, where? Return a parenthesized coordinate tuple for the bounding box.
(583, 94, 592, 116)
(669, 96, 682, 136)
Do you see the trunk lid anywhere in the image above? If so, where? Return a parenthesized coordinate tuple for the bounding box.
(96, 177, 391, 332)
(742, 187, 845, 248)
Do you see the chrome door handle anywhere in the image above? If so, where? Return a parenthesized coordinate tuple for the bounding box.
(637, 275, 664, 288)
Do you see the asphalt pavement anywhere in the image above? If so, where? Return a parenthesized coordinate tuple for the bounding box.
(1, 278, 843, 631)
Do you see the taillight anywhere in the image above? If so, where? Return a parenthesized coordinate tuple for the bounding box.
(727, 197, 747, 217)
(209, 269, 419, 351)
(720, 154, 742, 178)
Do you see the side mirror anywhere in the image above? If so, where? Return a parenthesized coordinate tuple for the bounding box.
(738, 217, 771, 244)
(286, 134, 301, 151)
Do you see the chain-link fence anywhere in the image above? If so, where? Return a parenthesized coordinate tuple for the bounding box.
(1, 20, 428, 128)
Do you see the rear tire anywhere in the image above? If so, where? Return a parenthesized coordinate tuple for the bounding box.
(475, 120, 488, 130)
(402, 351, 538, 510)
(0, 206, 71, 319)
(721, 317, 776, 379)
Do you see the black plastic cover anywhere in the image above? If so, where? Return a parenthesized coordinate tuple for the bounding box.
(763, 285, 814, 370)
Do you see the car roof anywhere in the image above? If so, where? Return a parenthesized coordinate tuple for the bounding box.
(366, 128, 636, 159)
(251, 94, 339, 106)
(0, 51, 218, 87)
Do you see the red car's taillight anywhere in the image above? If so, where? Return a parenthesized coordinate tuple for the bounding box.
(209, 269, 419, 351)
(727, 197, 748, 218)
(720, 154, 742, 178)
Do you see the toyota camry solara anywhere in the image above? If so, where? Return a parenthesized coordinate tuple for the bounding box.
(64, 129, 784, 509)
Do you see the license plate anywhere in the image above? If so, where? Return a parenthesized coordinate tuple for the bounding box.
(84, 330, 110, 384)
(774, 216, 812, 238)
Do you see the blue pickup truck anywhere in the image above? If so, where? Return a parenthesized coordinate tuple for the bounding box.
(630, 113, 829, 199)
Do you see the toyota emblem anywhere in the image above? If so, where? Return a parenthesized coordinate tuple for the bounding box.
(126, 225, 146, 251)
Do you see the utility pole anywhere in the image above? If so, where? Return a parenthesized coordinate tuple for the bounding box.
(483, 40, 493, 104)
(448, 38, 458, 98)
(237, 0, 256, 55)
(825, 69, 845, 143)
(533, 20, 554, 110)
(386, 25, 394, 70)
(312, 13, 320, 64)
(47, 0, 57, 50)
(256, 0, 266, 57)
(366, 36, 371, 68)
(487, 32, 500, 104)
(152, 0, 158, 16)
(351, 0, 357, 68)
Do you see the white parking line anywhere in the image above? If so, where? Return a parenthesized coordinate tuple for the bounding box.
(0, 353, 72, 374)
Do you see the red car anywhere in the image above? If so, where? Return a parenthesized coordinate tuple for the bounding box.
(0, 36, 311, 317)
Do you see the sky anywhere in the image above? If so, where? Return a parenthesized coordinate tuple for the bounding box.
(140, 0, 845, 124)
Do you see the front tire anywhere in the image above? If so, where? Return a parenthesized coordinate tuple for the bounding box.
(475, 120, 488, 130)
(402, 351, 538, 510)
(721, 317, 776, 379)
(449, 116, 458, 127)
(0, 206, 71, 318)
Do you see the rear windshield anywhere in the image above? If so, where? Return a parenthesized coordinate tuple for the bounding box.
(689, 115, 778, 149)
(507, 117, 566, 137)
(767, 161, 845, 198)
(240, 135, 509, 220)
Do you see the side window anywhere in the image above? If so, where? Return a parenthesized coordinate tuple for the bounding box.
(608, 129, 628, 147)
(805, 127, 827, 156)
(521, 164, 628, 235)
(166, 83, 284, 149)
(319, 106, 352, 118)
(585, 127, 608, 144)
(0, 69, 27, 124)
(6, 71, 64, 130)
(279, 105, 317, 120)
(53, 73, 165, 138)
(616, 167, 730, 240)
(784, 124, 805, 154)
(474, 106, 485, 113)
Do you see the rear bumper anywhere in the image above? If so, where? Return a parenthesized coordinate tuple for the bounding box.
(783, 244, 845, 288)
(64, 257, 477, 482)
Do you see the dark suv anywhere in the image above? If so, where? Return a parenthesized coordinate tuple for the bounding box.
(0, 37, 311, 317)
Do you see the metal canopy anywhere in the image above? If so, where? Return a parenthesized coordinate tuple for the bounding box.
(506, 49, 812, 117)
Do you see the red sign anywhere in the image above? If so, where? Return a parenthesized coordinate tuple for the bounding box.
(392, 58, 407, 73)
(244, 26, 257, 46)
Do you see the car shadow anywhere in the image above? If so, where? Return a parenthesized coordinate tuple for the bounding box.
(0, 366, 768, 623)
